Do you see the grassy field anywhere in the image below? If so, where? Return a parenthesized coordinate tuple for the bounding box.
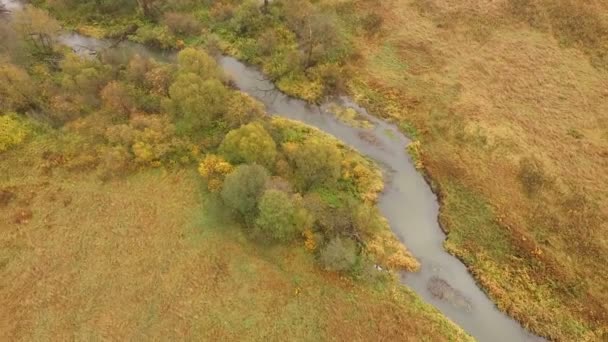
(7, 0, 608, 339)
(0, 141, 470, 341)
(345, 0, 608, 339)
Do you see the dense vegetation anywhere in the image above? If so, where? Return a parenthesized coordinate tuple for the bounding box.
(1, 3, 420, 277)
(3, 0, 608, 340)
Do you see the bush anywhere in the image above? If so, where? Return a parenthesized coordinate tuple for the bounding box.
(319, 237, 359, 272)
(131, 25, 177, 50)
(0, 114, 29, 153)
(221, 164, 269, 220)
(518, 156, 547, 197)
(219, 122, 277, 169)
(255, 189, 299, 242)
(198, 154, 234, 192)
(361, 12, 383, 35)
(96, 145, 132, 181)
(163, 12, 202, 35)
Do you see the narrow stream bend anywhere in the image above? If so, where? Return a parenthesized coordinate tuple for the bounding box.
(1, 2, 541, 340)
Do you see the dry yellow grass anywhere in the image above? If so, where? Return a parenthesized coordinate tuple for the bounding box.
(343, 0, 608, 339)
(0, 142, 470, 340)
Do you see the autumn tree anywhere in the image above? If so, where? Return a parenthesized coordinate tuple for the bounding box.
(255, 189, 300, 242)
(177, 47, 223, 80)
(319, 237, 359, 272)
(168, 73, 228, 133)
(126, 54, 151, 86)
(219, 122, 277, 169)
(282, 1, 346, 68)
(0, 64, 34, 111)
(230, 1, 264, 35)
(221, 164, 269, 221)
(100, 81, 134, 116)
(136, 0, 158, 18)
(13, 5, 61, 54)
(225, 92, 265, 128)
(198, 154, 234, 193)
(288, 138, 342, 190)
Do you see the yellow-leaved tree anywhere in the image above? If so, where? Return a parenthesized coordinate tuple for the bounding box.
(198, 154, 234, 192)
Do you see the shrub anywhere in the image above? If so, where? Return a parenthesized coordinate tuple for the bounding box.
(163, 12, 202, 35)
(131, 25, 177, 50)
(198, 154, 234, 192)
(96, 145, 132, 181)
(0, 114, 29, 153)
(319, 237, 358, 272)
(221, 164, 269, 220)
(518, 156, 547, 197)
(255, 189, 299, 242)
(219, 122, 277, 169)
(361, 12, 383, 35)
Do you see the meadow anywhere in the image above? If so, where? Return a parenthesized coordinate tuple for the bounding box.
(4, 0, 608, 339)
(0, 151, 469, 341)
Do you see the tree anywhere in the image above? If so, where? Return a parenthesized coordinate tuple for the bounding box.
(319, 237, 358, 272)
(100, 81, 134, 116)
(282, 1, 345, 68)
(221, 164, 269, 220)
(126, 54, 150, 86)
(288, 138, 341, 190)
(0, 64, 34, 111)
(177, 47, 223, 80)
(230, 1, 264, 35)
(225, 92, 265, 128)
(136, 0, 158, 18)
(13, 5, 61, 54)
(255, 189, 299, 242)
(219, 122, 277, 169)
(198, 154, 234, 193)
(168, 73, 228, 132)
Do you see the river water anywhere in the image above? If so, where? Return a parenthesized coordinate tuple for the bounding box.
(1, 2, 541, 340)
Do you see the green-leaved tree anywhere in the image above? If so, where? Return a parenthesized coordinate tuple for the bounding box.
(221, 164, 269, 221)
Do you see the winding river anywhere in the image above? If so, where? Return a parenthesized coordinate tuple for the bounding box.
(1, 1, 541, 340)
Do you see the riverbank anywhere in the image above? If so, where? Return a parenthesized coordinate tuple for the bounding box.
(86, 2, 607, 340)
(11, 0, 544, 339)
(10, 0, 608, 339)
(1, 2, 473, 340)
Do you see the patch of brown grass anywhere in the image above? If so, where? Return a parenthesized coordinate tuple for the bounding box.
(342, 0, 608, 339)
(0, 150, 470, 340)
